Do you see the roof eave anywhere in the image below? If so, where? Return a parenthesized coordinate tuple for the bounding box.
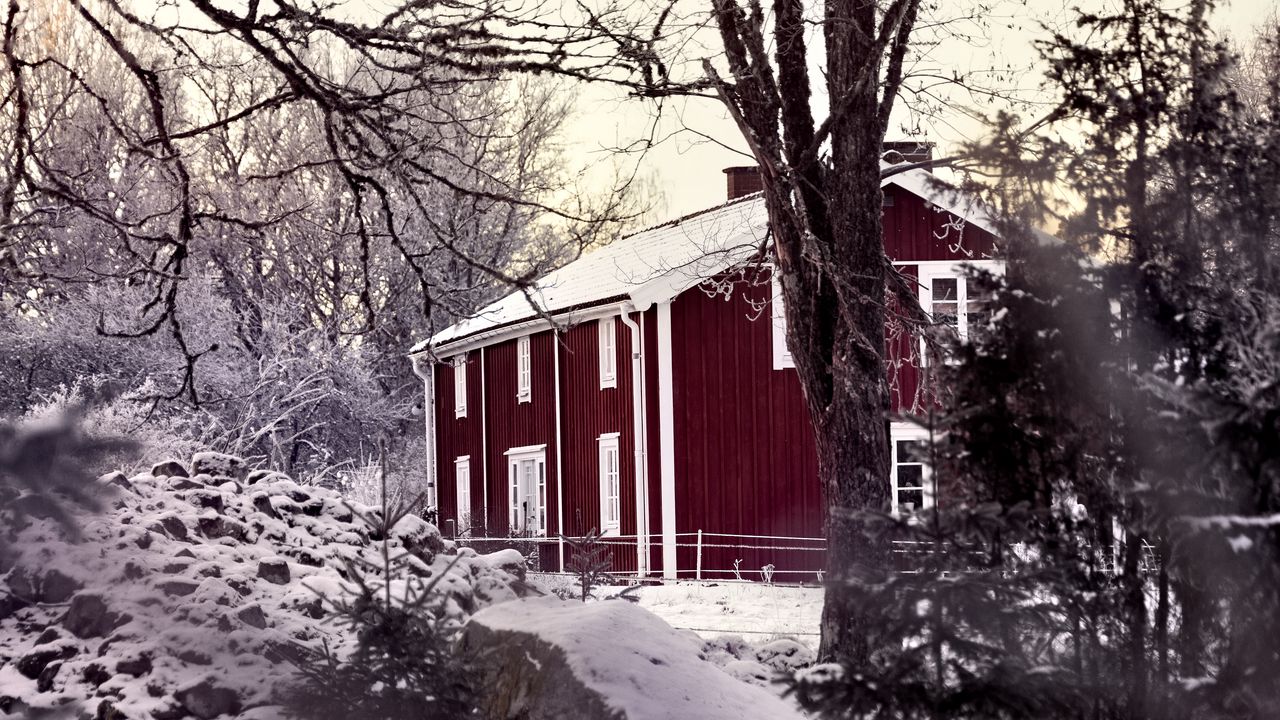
(410, 296, 632, 360)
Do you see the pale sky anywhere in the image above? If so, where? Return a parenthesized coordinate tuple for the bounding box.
(563, 0, 1277, 226)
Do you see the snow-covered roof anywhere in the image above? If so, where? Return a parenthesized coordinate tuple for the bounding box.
(413, 166, 998, 355)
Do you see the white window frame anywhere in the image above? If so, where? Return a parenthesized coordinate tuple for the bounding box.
(598, 318, 618, 389)
(771, 273, 794, 370)
(453, 354, 467, 418)
(516, 336, 532, 403)
(454, 456, 471, 535)
(890, 424, 934, 515)
(915, 260, 1003, 365)
(597, 433, 621, 534)
(505, 444, 547, 536)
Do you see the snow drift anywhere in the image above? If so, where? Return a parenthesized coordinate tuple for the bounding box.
(460, 596, 805, 720)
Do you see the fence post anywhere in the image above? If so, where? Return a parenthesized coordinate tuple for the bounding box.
(696, 529, 703, 581)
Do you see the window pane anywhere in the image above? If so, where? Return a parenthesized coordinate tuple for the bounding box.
(897, 440, 928, 463)
(933, 301, 959, 329)
(931, 277, 958, 302)
(897, 464, 924, 489)
(896, 488, 924, 512)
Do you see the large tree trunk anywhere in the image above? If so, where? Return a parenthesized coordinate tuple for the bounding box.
(812, 131, 893, 663)
(704, 0, 919, 664)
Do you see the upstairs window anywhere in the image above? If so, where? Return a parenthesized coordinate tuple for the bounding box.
(598, 433, 621, 533)
(453, 355, 467, 418)
(599, 318, 618, 389)
(516, 336, 532, 403)
(917, 261, 1001, 364)
(890, 426, 934, 515)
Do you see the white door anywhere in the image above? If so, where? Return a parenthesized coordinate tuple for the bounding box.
(507, 447, 547, 535)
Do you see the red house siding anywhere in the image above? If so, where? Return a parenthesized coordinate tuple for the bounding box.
(482, 332, 558, 536)
(434, 354, 484, 539)
(643, 310, 664, 576)
(887, 263, 922, 414)
(669, 282, 822, 579)
(882, 185, 999, 261)
(429, 182, 1003, 580)
(558, 314, 640, 573)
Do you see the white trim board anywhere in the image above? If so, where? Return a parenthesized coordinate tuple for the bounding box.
(504, 444, 548, 456)
(656, 301, 678, 579)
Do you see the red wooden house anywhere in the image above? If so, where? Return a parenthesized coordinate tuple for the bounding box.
(409, 150, 1003, 580)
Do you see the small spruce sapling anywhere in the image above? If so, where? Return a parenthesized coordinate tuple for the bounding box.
(562, 528, 612, 601)
(283, 445, 475, 719)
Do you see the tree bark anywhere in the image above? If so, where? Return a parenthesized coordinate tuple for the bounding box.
(703, 0, 915, 664)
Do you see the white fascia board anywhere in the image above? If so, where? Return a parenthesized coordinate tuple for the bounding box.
(892, 259, 1005, 270)
(417, 301, 630, 361)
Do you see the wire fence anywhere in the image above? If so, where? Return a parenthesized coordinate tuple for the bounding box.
(454, 530, 1156, 584)
(454, 530, 831, 581)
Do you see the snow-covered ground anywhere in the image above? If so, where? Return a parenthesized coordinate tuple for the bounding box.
(466, 597, 807, 720)
(533, 575, 823, 648)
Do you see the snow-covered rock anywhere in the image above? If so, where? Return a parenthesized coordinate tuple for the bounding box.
(0, 454, 528, 719)
(461, 596, 805, 720)
(190, 452, 246, 481)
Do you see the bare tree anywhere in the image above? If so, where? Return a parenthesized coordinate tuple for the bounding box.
(0, 0, 640, 406)
(602, 0, 974, 662)
(0, 0, 646, 480)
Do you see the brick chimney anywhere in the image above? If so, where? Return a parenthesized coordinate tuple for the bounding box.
(723, 141, 933, 200)
(723, 166, 763, 200)
(881, 140, 934, 169)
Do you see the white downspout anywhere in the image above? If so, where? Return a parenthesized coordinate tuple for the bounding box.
(620, 306, 650, 576)
(410, 353, 437, 513)
(480, 347, 489, 532)
(553, 330, 566, 571)
(638, 310, 652, 574)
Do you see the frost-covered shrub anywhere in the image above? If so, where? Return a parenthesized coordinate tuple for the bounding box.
(17, 380, 203, 475)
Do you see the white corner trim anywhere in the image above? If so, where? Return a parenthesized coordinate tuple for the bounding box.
(656, 301, 677, 579)
(553, 333, 565, 570)
(479, 347, 489, 527)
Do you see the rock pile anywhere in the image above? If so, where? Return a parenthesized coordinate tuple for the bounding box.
(0, 454, 526, 719)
